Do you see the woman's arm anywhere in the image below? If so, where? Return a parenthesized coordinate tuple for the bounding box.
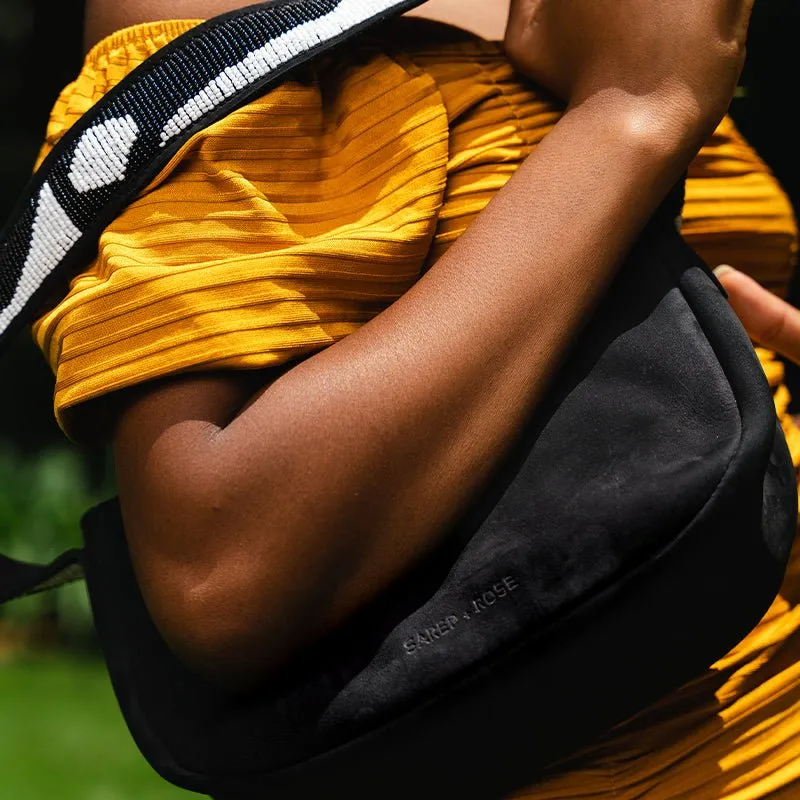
(111, 109, 699, 690)
(112, 0, 754, 690)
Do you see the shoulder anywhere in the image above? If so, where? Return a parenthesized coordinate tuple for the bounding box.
(33, 19, 454, 448)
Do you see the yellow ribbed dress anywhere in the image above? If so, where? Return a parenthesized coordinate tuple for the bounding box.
(31, 16, 800, 799)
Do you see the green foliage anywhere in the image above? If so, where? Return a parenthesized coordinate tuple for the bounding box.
(0, 446, 114, 639)
(0, 653, 196, 799)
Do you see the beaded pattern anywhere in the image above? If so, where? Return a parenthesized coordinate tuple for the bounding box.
(68, 116, 141, 193)
(0, 0, 422, 349)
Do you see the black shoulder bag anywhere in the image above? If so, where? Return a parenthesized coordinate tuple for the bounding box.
(0, 2, 797, 798)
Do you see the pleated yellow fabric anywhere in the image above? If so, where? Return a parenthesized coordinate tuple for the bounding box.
(684, 118, 798, 300)
(31, 17, 800, 798)
(33, 19, 798, 445)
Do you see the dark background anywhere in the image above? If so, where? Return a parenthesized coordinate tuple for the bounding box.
(0, 0, 799, 459)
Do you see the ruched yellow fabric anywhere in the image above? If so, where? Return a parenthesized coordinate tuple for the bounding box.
(31, 17, 800, 799)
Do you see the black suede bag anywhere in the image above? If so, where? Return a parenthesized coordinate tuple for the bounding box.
(0, 2, 796, 799)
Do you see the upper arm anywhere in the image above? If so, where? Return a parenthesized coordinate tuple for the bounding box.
(109, 366, 291, 685)
(112, 369, 251, 565)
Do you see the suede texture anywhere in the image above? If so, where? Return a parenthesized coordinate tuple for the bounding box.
(78, 187, 798, 798)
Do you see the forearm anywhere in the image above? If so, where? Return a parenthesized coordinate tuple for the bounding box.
(127, 96, 696, 687)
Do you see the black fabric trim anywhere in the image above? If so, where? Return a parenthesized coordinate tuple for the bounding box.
(0, 549, 84, 604)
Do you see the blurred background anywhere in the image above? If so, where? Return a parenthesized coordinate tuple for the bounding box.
(0, 0, 798, 797)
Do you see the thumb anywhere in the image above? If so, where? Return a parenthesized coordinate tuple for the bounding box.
(714, 265, 800, 366)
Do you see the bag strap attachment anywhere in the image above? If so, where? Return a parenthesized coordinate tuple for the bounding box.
(0, 0, 425, 351)
(0, 549, 84, 604)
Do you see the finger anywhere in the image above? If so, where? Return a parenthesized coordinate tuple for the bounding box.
(714, 265, 800, 366)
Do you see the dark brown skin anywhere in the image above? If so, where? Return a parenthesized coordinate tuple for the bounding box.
(86, 0, 755, 690)
(82, 0, 511, 50)
(715, 265, 800, 364)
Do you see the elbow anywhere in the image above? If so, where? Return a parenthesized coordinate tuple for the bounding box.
(115, 428, 309, 692)
(110, 370, 316, 691)
(123, 486, 294, 693)
(153, 562, 293, 693)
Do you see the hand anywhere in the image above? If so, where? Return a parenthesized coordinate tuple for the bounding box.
(504, 0, 755, 149)
(714, 265, 800, 366)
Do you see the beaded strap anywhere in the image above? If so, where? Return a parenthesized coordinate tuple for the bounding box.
(0, 0, 424, 350)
